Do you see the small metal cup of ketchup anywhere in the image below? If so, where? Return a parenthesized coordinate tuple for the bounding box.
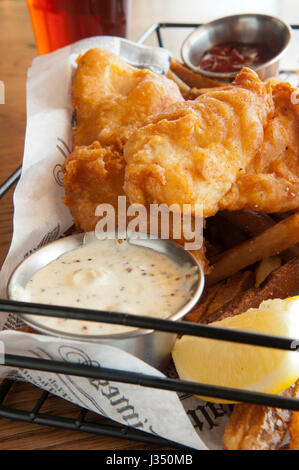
(181, 14, 292, 80)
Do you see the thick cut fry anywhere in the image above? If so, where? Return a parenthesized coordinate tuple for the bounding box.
(207, 272, 253, 314)
(220, 209, 299, 262)
(201, 271, 254, 322)
(166, 69, 190, 97)
(204, 257, 299, 323)
(223, 381, 298, 450)
(184, 271, 254, 323)
(290, 413, 299, 449)
(289, 382, 299, 450)
(170, 58, 226, 89)
(184, 281, 225, 323)
(208, 215, 248, 257)
(220, 209, 274, 237)
(207, 212, 299, 286)
(255, 256, 282, 287)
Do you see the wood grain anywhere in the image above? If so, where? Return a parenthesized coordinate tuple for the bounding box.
(0, 0, 35, 266)
(0, 381, 170, 450)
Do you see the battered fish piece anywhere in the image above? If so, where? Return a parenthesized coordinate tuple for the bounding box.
(63, 48, 183, 232)
(124, 68, 281, 217)
(63, 142, 125, 232)
(222, 81, 299, 213)
(72, 48, 183, 148)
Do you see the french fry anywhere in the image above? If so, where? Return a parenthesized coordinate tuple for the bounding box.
(205, 214, 248, 260)
(220, 209, 274, 237)
(271, 213, 299, 261)
(203, 272, 254, 320)
(221, 210, 299, 262)
(255, 256, 282, 287)
(183, 282, 224, 323)
(212, 214, 248, 253)
(185, 271, 254, 324)
(207, 212, 299, 286)
(223, 381, 299, 450)
(204, 257, 299, 323)
(289, 381, 299, 450)
(170, 58, 225, 89)
(289, 413, 299, 449)
(166, 68, 190, 97)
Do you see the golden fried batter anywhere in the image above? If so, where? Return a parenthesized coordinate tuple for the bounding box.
(72, 48, 183, 148)
(124, 68, 299, 217)
(63, 142, 125, 232)
(221, 81, 299, 213)
(63, 48, 183, 232)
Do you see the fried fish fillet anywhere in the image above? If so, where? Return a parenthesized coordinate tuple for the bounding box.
(63, 48, 183, 232)
(63, 142, 125, 232)
(72, 48, 183, 148)
(124, 68, 299, 217)
(222, 81, 299, 213)
(124, 68, 274, 217)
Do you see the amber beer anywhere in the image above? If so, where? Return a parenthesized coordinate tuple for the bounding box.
(26, 0, 130, 55)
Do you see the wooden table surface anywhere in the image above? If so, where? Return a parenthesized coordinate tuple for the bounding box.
(0, 0, 297, 451)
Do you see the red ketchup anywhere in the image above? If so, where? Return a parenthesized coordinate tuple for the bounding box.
(198, 42, 276, 73)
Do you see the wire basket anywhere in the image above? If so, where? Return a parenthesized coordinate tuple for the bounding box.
(1, 22, 299, 448)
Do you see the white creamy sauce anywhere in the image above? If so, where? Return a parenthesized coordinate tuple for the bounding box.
(17, 239, 197, 336)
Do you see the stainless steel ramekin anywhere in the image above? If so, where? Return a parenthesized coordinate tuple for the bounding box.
(181, 14, 292, 81)
(7, 232, 205, 370)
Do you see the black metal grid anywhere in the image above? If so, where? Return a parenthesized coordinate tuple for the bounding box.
(0, 379, 176, 447)
(1, 22, 299, 448)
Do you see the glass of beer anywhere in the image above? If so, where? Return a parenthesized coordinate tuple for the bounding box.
(26, 0, 131, 55)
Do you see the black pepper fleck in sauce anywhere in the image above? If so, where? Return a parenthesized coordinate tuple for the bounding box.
(21, 239, 198, 336)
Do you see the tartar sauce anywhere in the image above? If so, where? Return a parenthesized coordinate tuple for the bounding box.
(17, 238, 198, 336)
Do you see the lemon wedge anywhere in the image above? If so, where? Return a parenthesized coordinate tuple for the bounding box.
(172, 298, 299, 403)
